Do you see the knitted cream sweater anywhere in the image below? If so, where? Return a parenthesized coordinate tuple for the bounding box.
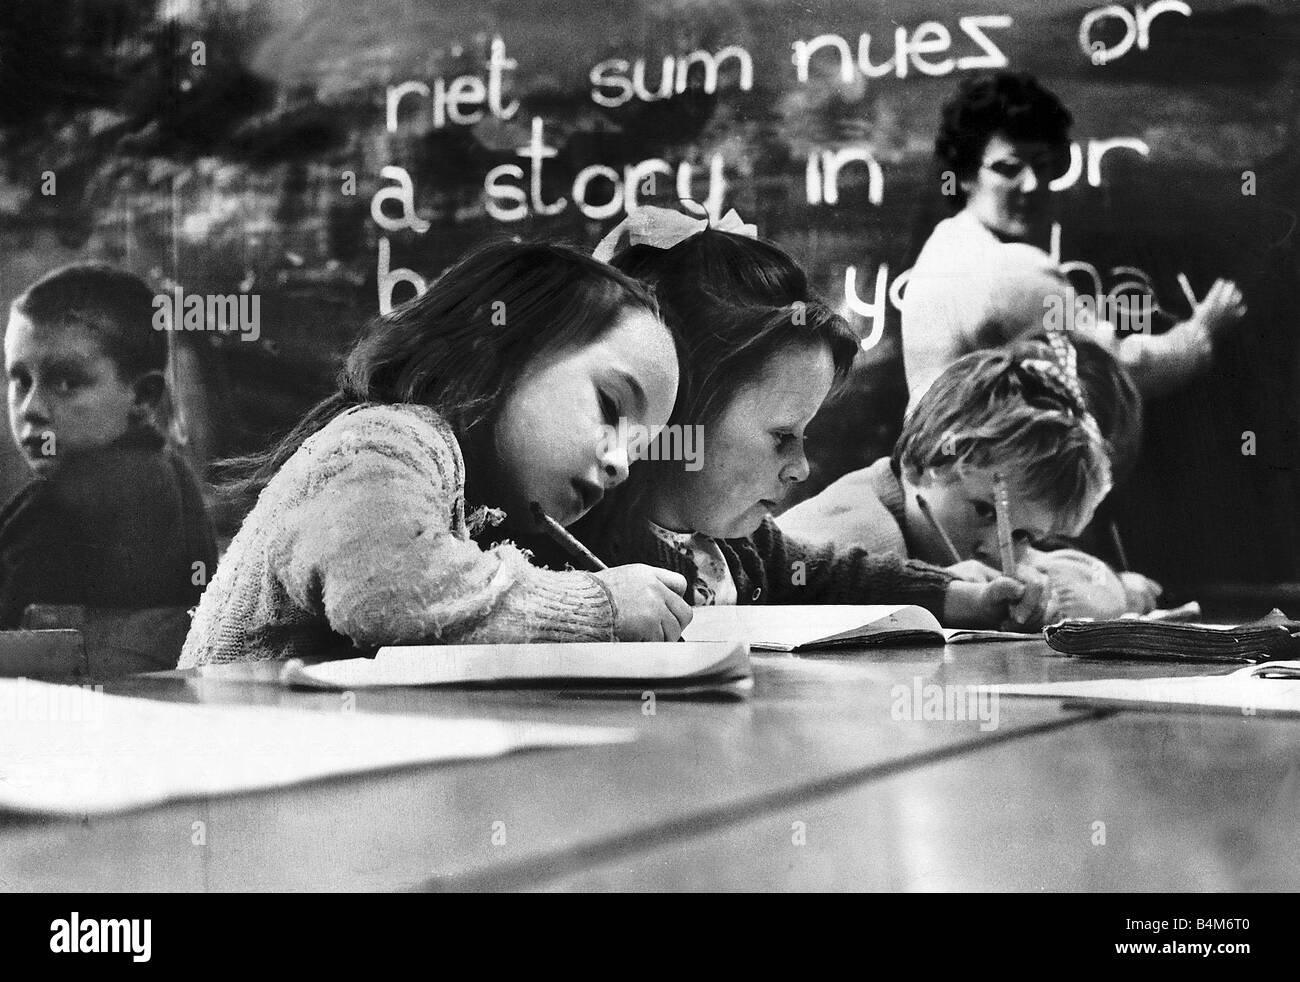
(179, 404, 615, 666)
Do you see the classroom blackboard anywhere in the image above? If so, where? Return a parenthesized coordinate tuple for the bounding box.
(1, 0, 1296, 588)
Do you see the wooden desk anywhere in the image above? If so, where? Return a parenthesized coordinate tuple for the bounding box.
(1, 639, 1291, 892)
(542, 711, 1300, 891)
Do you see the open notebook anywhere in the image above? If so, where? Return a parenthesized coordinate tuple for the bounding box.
(0, 678, 632, 817)
(990, 660, 1300, 716)
(281, 640, 751, 691)
(682, 605, 1026, 652)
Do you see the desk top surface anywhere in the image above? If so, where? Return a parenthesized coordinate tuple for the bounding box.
(2, 638, 1294, 892)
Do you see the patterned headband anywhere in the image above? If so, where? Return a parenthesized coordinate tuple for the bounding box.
(1041, 328, 1088, 411)
(1018, 355, 1105, 448)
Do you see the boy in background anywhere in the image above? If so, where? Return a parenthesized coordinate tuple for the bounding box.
(780, 339, 1160, 620)
(0, 263, 217, 669)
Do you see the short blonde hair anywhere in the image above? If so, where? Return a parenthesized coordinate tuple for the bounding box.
(894, 343, 1112, 533)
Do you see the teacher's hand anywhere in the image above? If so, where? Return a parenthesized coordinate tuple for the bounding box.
(1189, 278, 1247, 339)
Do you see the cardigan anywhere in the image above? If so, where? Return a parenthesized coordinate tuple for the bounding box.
(568, 485, 953, 616)
(179, 404, 615, 667)
(0, 428, 218, 628)
(776, 458, 910, 556)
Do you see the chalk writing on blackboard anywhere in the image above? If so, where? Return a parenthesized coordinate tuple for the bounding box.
(369, 8, 1193, 315)
(1078, 1, 1191, 64)
(386, 37, 519, 131)
(481, 118, 727, 224)
(846, 220, 1193, 352)
(791, 15, 1013, 84)
(590, 46, 754, 107)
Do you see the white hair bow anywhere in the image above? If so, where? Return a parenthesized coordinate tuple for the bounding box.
(593, 203, 757, 262)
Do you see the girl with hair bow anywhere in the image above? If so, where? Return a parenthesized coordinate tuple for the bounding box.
(553, 205, 1045, 629)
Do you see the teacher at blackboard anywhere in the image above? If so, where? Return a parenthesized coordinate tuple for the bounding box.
(902, 72, 1246, 409)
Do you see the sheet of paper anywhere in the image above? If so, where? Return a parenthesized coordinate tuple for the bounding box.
(684, 605, 935, 650)
(283, 640, 750, 689)
(1122, 601, 1203, 622)
(0, 678, 633, 816)
(989, 661, 1300, 715)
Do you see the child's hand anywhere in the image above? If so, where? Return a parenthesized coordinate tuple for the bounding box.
(951, 564, 1050, 634)
(944, 559, 1004, 583)
(594, 565, 693, 641)
(1119, 571, 1163, 615)
(1005, 562, 1051, 629)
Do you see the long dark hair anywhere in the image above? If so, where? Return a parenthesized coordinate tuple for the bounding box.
(221, 239, 659, 511)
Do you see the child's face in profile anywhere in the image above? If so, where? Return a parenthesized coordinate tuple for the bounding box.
(493, 306, 678, 527)
(5, 312, 139, 476)
(649, 343, 836, 539)
(902, 465, 1090, 571)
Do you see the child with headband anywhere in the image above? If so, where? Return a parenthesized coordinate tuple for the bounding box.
(779, 338, 1161, 620)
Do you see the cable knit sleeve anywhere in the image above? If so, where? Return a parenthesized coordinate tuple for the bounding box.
(179, 405, 616, 666)
(268, 408, 615, 647)
(751, 517, 953, 615)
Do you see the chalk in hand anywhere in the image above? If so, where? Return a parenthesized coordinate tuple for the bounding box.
(1176, 272, 1198, 312)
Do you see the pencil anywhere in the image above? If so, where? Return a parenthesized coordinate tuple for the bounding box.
(530, 501, 607, 571)
(1108, 519, 1131, 572)
(530, 501, 690, 642)
(991, 473, 1018, 578)
(915, 494, 961, 565)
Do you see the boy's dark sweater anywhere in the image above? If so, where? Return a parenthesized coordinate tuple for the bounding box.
(0, 429, 218, 628)
(518, 490, 953, 614)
